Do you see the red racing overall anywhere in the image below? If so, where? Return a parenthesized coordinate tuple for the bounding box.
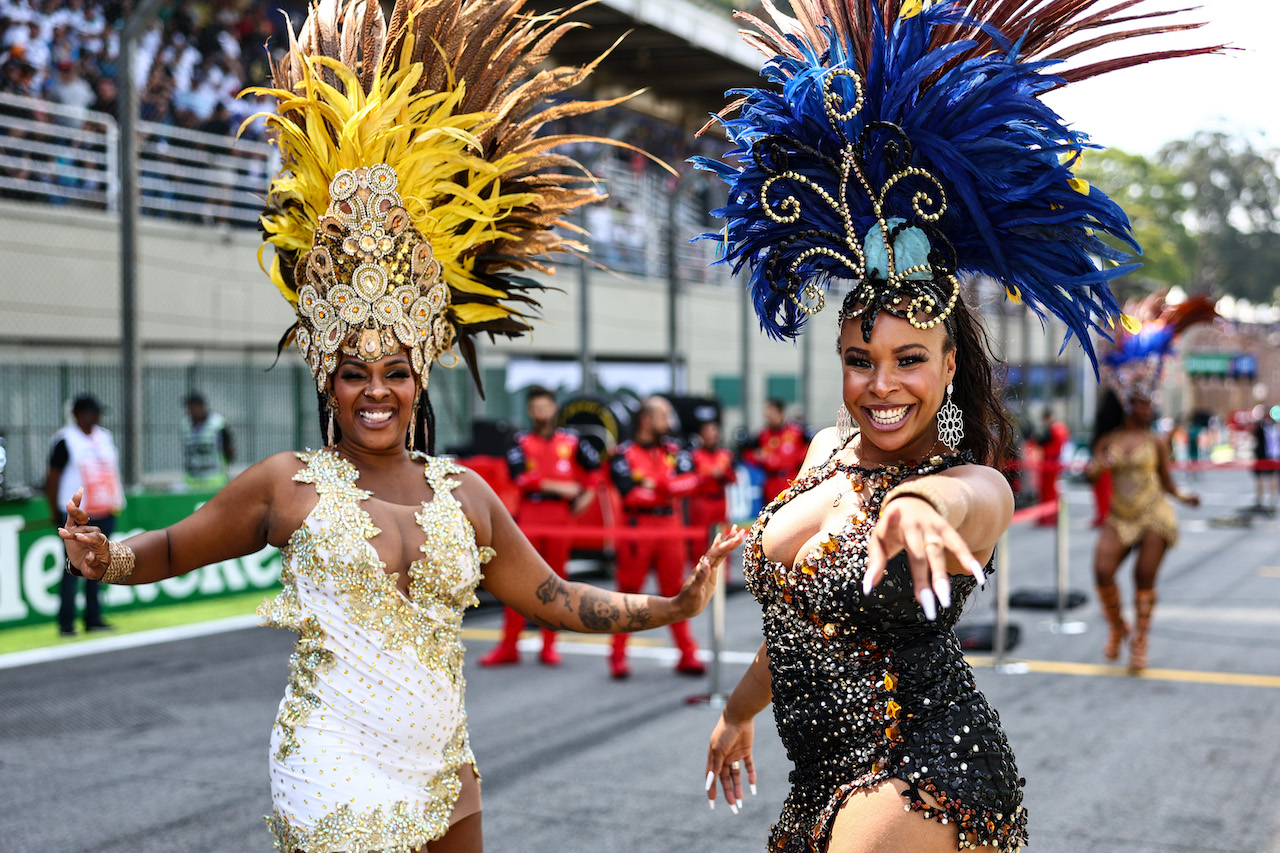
(480, 427, 600, 665)
(608, 437, 701, 677)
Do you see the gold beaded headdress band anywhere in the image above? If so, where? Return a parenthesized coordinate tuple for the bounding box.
(749, 68, 961, 343)
(244, 0, 639, 394)
(695, 0, 1225, 373)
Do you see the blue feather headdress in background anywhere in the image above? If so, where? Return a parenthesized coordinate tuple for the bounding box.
(694, 0, 1225, 374)
(1103, 292, 1218, 409)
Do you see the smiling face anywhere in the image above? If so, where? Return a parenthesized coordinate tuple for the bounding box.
(838, 312, 956, 464)
(328, 350, 418, 454)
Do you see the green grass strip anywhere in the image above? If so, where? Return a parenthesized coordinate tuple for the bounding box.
(0, 589, 269, 654)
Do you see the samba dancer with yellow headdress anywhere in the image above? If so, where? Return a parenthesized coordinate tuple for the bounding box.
(1089, 294, 1214, 673)
(694, 1, 1221, 850)
(58, 2, 745, 850)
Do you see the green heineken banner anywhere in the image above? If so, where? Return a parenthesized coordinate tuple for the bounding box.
(0, 492, 281, 628)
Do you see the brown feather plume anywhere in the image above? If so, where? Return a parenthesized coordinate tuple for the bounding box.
(260, 0, 650, 394)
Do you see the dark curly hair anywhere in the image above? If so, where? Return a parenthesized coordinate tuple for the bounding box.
(942, 298, 1016, 468)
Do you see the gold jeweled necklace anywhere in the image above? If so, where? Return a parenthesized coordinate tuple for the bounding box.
(829, 434, 948, 507)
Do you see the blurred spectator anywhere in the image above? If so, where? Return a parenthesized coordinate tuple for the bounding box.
(1253, 407, 1280, 511)
(183, 392, 234, 490)
(480, 386, 601, 667)
(742, 398, 808, 504)
(0, 45, 37, 98)
(688, 418, 736, 564)
(45, 57, 93, 123)
(1034, 408, 1070, 525)
(46, 394, 122, 637)
(608, 396, 703, 679)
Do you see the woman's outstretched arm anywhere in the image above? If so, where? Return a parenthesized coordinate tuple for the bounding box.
(60, 452, 295, 584)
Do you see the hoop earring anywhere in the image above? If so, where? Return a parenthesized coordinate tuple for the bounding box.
(937, 383, 964, 449)
(836, 404, 854, 443)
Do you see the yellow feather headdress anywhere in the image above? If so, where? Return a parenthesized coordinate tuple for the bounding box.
(243, 0, 635, 393)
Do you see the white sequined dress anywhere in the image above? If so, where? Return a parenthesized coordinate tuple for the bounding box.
(257, 449, 493, 852)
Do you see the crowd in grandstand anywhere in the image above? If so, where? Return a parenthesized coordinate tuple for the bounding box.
(0, 0, 305, 135)
(0, 0, 722, 262)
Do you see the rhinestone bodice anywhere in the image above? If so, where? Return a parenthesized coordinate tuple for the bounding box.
(743, 446, 1027, 852)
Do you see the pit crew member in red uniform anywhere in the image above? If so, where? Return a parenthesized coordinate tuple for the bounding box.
(608, 396, 702, 679)
(479, 386, 600, 666)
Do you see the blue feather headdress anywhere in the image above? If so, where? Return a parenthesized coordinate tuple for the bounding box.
(1103, 292, 1217, 408)
(695, 0, 1224, 374)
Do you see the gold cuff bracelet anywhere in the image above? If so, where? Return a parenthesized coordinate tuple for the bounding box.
(100, 541, 137, 584)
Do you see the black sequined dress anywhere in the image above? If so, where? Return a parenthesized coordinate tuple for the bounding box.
(743, 448, 1027, 852)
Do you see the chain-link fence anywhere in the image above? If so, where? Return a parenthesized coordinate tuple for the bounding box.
(0, 354, 475, 496)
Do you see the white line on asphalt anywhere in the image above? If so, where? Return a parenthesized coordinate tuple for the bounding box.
(0, 614, 263, 670)
(1155, 605, 1280, 625)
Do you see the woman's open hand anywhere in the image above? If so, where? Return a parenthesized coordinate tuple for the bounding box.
(863, 496, 985, 621)
(58, 489, 111, 580)
(705, 712, 756, 812)
(670, 525, 748, 621)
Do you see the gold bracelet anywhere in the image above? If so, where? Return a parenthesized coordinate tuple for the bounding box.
(100, 541, 136, 584)
(882, 480, 951, 524)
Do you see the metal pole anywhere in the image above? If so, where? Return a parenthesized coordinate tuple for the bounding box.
(993, 530, 1011, 666)
(708, 533, 727, 708)
(1055, 497, 1068, 623)
(576, 202, 595, 396)
(117, 0, 165, 489)
(1050, 493, 1087, 635)
(666, 176, 684, 392)
(666, 170, 706, 394)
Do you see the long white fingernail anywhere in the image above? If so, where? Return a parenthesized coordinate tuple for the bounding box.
(920, 589, 937, 621)
(730, 802, 739, 815)
(750, 782, 757, 796)
(934, 576, 952, 610)
(969, 559, 985, 586)
(862, 572, 874, 596)
(708, 799, 715, 810)
(705, 771, 715, 791)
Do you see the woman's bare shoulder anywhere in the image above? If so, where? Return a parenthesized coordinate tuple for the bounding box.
(439, 460, 502, 541)
(800, 426, 844, 473)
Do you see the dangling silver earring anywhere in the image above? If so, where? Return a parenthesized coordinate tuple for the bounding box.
(836, 404, 854, 443)
(937, 383, 964, 449)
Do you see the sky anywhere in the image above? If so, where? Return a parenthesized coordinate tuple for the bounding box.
(1041, 0, 1280, 156)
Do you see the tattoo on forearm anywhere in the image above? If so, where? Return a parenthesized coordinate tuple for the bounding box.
(623, 597, 652, 631)
(527, 612, 560, 630)
(577, 587, 621, 632)
(535, 576, 572, 610)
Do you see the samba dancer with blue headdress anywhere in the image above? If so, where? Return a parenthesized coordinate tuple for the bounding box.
(696, 2, 1222, 849)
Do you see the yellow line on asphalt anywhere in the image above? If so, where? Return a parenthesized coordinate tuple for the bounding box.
(966, 656, 1280, 689)
(462, 631, 1280, 688)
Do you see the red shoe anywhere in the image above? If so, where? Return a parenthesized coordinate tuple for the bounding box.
(675, 650, 707, 676)
(539, 644, 563, 666)
(609, 656, 631, 680)
(478, 644, 520, 667)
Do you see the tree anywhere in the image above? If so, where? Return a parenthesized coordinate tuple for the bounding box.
(1074, 147, 1196, 300)
(1159, 131, 1280, 304)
